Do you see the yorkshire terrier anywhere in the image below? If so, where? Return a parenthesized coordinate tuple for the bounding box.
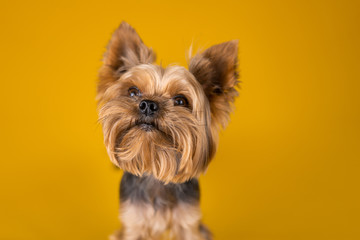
(97, 22, 239, 240)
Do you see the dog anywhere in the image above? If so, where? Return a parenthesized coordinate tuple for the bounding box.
(97, 21, 239, 240)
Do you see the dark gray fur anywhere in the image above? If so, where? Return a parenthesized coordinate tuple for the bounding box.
(120, 172, 200, 209)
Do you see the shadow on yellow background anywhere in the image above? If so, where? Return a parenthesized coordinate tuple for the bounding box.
(1, 0, 359, 239)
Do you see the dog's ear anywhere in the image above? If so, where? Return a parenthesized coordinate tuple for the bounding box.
(189, 40, 239, 128)
(98, 21, 156, 96)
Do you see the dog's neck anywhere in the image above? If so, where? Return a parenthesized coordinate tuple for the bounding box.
(119, 172, 200, 209)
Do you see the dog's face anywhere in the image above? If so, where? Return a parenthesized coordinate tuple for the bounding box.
(97, 22, 239, 183)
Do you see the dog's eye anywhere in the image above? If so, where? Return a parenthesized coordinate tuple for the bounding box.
(173, 95, 188, 107)
(128, 86, 140, 97)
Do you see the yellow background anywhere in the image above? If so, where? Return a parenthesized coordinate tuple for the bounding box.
(1, 0, 359, 239)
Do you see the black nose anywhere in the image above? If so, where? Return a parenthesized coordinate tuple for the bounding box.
(139, 100, 159, 116)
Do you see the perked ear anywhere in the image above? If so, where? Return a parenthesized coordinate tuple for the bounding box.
(98, 21, 156, 96)
(189, 40, 239, 129)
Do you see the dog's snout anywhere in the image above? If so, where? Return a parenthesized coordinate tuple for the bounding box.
(139, 100, 159, 116)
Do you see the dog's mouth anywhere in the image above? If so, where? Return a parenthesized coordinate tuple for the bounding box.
(135, 119, 157, 132)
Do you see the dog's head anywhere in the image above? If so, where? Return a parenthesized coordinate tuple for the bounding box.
(97, 22, 239, 183)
